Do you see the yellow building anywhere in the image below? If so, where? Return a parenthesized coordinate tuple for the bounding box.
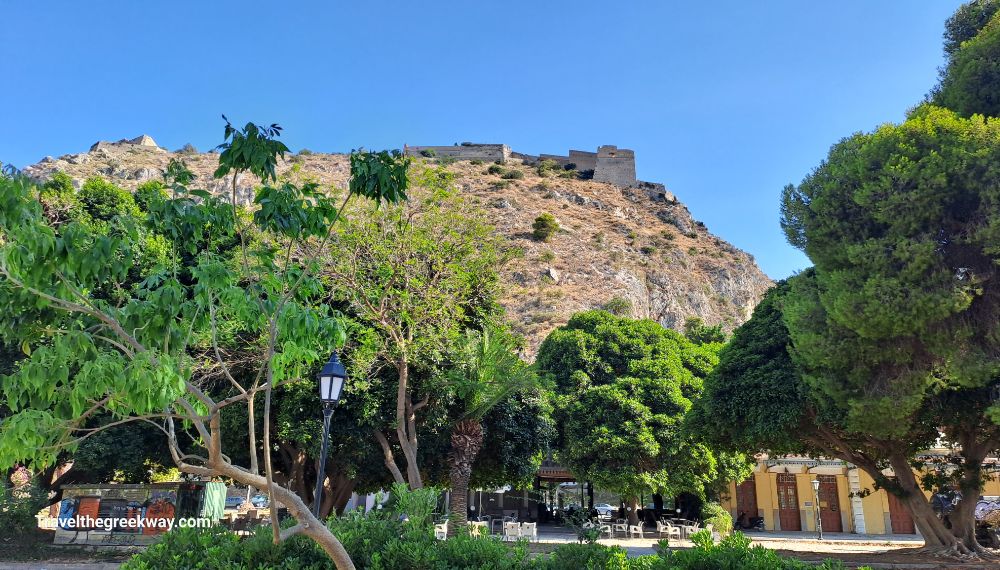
(722, 454, 1000, 535)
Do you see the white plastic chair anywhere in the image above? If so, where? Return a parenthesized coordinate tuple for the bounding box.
(656, 520, 681, 541)
(520, 522, 537, 542)
(434, 521, 448, 540)
(503, 521, 521, 542)
(628, 524, 644, 538)
(682, 521, 700, 537)
(469, 521, 488, 537)
(612, 520, 628, 537)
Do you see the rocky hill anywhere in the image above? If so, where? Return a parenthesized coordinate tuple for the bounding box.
(23, 137, 773, 353)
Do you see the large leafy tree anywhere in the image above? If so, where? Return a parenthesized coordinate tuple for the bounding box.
(0, 120, 408, 569)
(537, 310, 749, 525)
(935, 1, 1000, 117)
(322, 167, 512, 489)
(780, 105, 1000, 555)
(691, 279, 955, 547)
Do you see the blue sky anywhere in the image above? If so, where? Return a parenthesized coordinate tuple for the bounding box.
(0, 1, 963, 278)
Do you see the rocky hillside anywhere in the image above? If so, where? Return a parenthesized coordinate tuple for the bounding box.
(23, 137, 773, 353)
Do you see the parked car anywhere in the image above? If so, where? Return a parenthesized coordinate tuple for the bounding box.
(250, 494, 269, 508)
(224, 496, 245, 510)
(594, 503, 616, 519)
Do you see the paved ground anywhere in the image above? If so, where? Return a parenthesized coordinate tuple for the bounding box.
(531, 525, 926, 557)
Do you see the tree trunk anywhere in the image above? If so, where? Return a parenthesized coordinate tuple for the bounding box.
(326, 472, 356, 517)
(207, 461, 357, 570)
(626, 496, 640, 526)
(447, 418, 484, 536)
(887, 453, 974, 557)
(247, 392, 259, 500)
(394, 355, 423, 489)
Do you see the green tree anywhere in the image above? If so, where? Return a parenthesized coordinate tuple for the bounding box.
(0, 119, 408, 569)
(683, 316, 726, 345)
(943, 0, 1000, 59)
(537, 311, 749, 525)
(322, 167, 512, 489)
(690, 279, 951, 545)
(443, 326, 539, 533)
(780, 105, 1000, 555)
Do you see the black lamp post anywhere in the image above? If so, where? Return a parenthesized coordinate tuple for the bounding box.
(313, 352, 346, 519)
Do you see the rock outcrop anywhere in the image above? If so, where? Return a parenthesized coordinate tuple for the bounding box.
(23, 139, 773, 353)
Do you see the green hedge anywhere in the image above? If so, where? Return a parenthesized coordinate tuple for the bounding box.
(123, 486, 865, 569)
(122, 525, 865, 570)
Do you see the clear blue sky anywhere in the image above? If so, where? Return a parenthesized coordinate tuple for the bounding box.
(0, 1, 964, 278)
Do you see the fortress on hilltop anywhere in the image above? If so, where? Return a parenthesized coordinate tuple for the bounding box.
(404, 143, 659, 193)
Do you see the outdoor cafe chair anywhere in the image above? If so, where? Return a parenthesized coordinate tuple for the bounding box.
(627, 524, 644, 539)
(434, 521, 448, 540)
(503, 521, 521, 542)
(520, 522, 537, 542)
(469, 521, 488, 537)
(682, 521, 700, 537)
(656, 520, 680, 541)
(611, 520, 629, 537)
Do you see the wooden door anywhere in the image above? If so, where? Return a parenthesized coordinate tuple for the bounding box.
(886, 491, 916, 534)
(735, 475, 758, 523)
(776, 474, 801, 531)
(817, 475, 843, 532)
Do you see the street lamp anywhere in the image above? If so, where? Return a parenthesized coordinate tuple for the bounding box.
(811, 478, 823, 540)
(313, 352, 346, 518)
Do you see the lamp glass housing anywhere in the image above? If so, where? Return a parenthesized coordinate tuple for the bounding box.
(317, 353, 347, 404)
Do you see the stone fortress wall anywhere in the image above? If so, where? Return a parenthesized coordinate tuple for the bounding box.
(403, 143, 510, 163)
(405, 142, 648, 190)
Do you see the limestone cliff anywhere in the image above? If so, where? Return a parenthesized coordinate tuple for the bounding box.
(23, 137, 773, 353)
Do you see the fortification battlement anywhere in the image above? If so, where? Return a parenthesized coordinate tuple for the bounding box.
(405, 142, 643, 189)
(537, 144, 638, 188)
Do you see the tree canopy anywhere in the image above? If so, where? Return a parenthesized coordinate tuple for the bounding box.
(779, 104, 1000, 553)
(536, 310, 748, 523)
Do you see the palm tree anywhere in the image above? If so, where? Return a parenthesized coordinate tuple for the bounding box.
(445, 326, 537, 535)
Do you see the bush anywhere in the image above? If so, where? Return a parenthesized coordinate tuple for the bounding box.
(419, 149, 437, 158)
(537, 543, 630, 570)
(700, 502, 733, 537)
(487, 164, 505, 175)
(298, 148, 314, 156)
(0, 477, 49, 537)
(134, 180, 169, 211)
(39, 172, 83, 221)
(470, 159, 484, 165)
(175, 143, 198, 154)
(536, 159, 560, 177)
(501, 169, 524, 180)
(603, 296, 633, 317)
(532, 213, 559, 241)
(79, 176, 141, 222)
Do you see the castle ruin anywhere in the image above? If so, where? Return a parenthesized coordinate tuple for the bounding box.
(404, 143, 644, 189)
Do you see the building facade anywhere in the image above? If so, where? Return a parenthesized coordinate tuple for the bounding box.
(722, 454, 1000, 535)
